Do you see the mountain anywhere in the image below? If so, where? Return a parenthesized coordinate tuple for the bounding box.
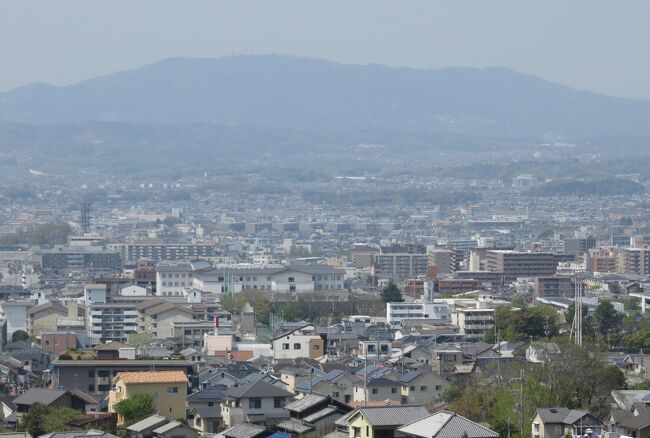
(2, 55, 650, 137)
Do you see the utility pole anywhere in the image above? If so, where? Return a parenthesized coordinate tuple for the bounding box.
(519, 368, 525, 438)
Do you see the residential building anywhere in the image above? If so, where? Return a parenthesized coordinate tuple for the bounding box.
(452, 308, 496, 341)
(531, 408, 603, 438)
(28, 302, 68, 336)
(0, 301, 31, 337)
(110, 243, 216, 264)
(398, 370, 449, 405)
(352, 377, 401, 404)
(485, 250, 557, 282)
(371, 253, 428, 280)
(533, 276, 574, 298)
(427, 249, 454, 275)
(609, 402, 650, 438)
(86, 303, 138, 345)
(622, 248, 650, 275)
(109, 370, 189, 424)
(397, 411, 500, 438)
(386, 301, 451, 328)
(13, 388, 87, 423)
(294, 369, 357, 405)
(272, 325, 324, 360)
(346, 405, 429, 438)
(51, 359, 194, 395)
(220, 380, 294, 427)
(136, 300, 194, 339)
(35, 246, 122, 274)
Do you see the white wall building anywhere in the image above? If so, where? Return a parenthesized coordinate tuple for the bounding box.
(0, 301, 31, 337)
(386, 301, 451, 328)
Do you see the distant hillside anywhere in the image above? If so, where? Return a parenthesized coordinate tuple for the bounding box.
(2, 55, 650, 137)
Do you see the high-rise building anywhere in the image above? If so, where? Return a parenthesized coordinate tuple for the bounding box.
(485, 250, 557, 282)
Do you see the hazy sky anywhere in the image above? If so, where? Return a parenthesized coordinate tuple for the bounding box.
(1, 0, 649, 99)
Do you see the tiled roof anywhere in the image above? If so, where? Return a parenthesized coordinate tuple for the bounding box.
(398, 411, 500, 438)
(352, 405, 429, 427)
(116, 370, 188, 384)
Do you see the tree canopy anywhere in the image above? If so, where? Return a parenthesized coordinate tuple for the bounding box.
(113, 393, 155, 427)
(381, 282, 404, 303)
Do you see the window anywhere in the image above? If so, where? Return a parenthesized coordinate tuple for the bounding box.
(366, 426, 370, 436)
(282, 343, 290, 350)
(288, 277, 295, 282)
(410, 385, 416, 391)
(208, 402, 214, 407)
(88, 384, 95, 392)
(313, 345, 320, 350)
(333, 391, 340, 398)
(555, 426, 562, 435)
(435, 385, 443, 390)
(420, 385, 427, 391)
(88, 370, 95, 377)
(274, 397, 285, 408)
(391, 387, 397, 394)
(167, 386, 179, 393)
(371, 388, 378, 394)
(353, 427, 361, 438)
(294, 343, 301, 350)
(249, 398, 262, 409)
(98, 384, 110, 391)
(98, 370, 110, 377)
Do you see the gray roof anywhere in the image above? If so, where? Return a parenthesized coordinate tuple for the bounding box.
(398, 411, 500, 438)
(191, 406, 222, 419)
(39, 431, 118, 438)
(612, 390, 650, 410)
(220, 423, 266, 438)
(284, 393, 327, 413)
(126, 415, 168, 432)
(12, 388, 67, 406)
(399, 370, 423, 384)
(226, 379, 294, 399)
(303, 406, 341, 423)
(534, 408, 597, 425)
(353, 405, 430, 427)
(275, 419, 314, 434)
(152, 421, 182, 434)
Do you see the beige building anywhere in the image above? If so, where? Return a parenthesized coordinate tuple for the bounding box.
(28, 302, 68, 336)
(272, 325, 324, 360)
(352, 377, 401, 404)
(136, 300, 194, 339)
(398, 370, 449, 405)
(452, 308, 496, 341)
(109, 370, 188, 424)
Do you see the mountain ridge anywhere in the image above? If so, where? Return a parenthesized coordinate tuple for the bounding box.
(2, 54, 650, 137)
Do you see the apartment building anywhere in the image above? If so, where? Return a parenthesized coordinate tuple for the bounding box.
(371, 253, 428, 279)
(453, 308, 496, 341)
(485, 250, 557, 282)
(386, 301, 451, 328)
(35, 246, 122, 274)
(110, 243, 216, 264)
(533, 276, 574, 298)
(622, 248, 650, 275)
(427, 249, 454, 275)
(135, 300, 194, 339)
(86, 303, 138, 345)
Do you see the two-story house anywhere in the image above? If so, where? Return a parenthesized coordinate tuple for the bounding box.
(108, 370, 189, 424)
(398, 411, 500, 438)
(346, 405, 430, 438)
(220, 380, 294, 427)
(398, 370, 449, 405)
(531, 408, 603, 438)
(352, 377, 401, 404)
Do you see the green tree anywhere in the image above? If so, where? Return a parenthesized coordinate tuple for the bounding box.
(12, 329, 30, 343)
(44, 407, 85, 432)
(380, 282, 404, 303)
(594, 300, 624, 341)
(20, 402, 47, 437)
(113, 393, 155, 427)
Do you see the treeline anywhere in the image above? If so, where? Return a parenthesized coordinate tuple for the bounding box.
(528, 178, 644, 197)
(0, 222, 72, 246)
(445, 343, 625, 437)
(302, 188, 481, 206)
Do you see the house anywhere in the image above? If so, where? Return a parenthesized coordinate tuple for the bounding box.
(13, 389, 87, 423)
(27, 302, 68, 336)
(220, 379, 294, 427)
(397, 410, 500, 438)
(346, 405, 430, 438)
(152, 421, 199, 438)
(609, 399, 650, 438)
(186, 385, 227, 411)
(191, 407, 223, 435)
(398, 370, 449, 405)
(272, 325, 324, 360)
(39, 430, 118, 438)
(108, 370, 189, 424)
(531, 408, 603, 438)
(276, 393, 351, 437)
(295, 369, 357, 404)
(127, 415, 168, 438)
(352, 378, 401, 404)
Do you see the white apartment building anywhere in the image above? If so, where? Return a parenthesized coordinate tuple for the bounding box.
(386, 301, 451, 328)
(86, 303, 138, 345)
(0, 301, 31, 337)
